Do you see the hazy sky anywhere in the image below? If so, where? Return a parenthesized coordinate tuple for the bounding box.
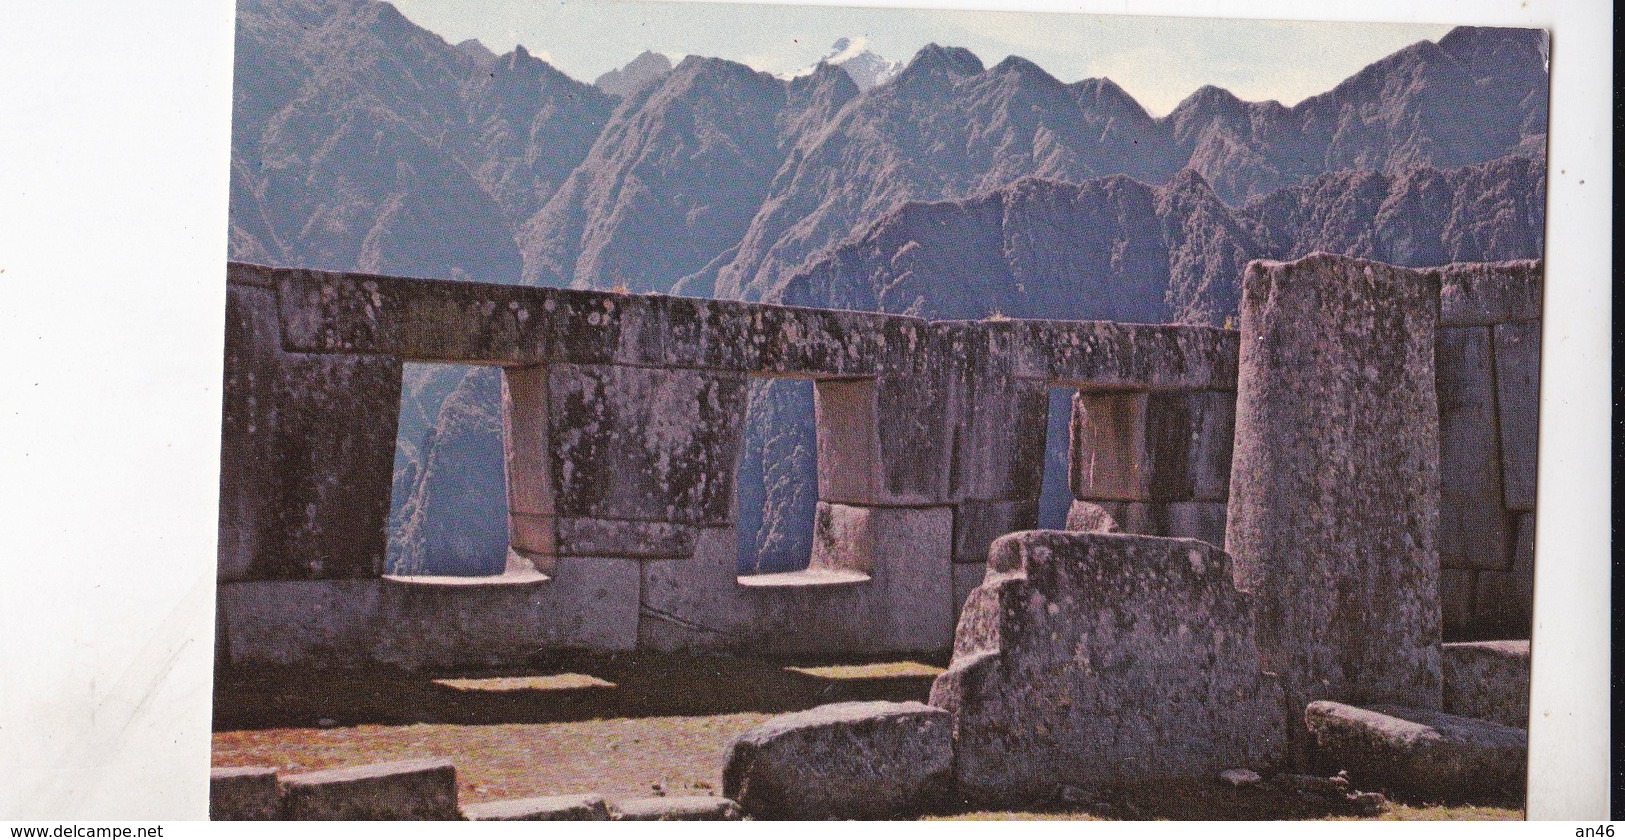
(386, 0, 1453, 116)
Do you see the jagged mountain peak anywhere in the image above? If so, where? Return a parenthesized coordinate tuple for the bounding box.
(594, 50, 674, 97)
(896, 43, 984, 83)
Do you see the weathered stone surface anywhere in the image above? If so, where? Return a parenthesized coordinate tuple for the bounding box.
(1226, 255, 1443, 741)
(256, 261, 934, 374)
(553, 516, 696, 559)
(954, 499, 1038, 563)
(549, 363, 746, 526)
(640, 514, 954, 657)
(1006, 320, 1240, 391)
(1442, 640, 1531, 728)
(501, 364, 553, 558)
(209, 766, 280, 820)
(1068, 391, 1148, 500)
(1304, 701, 1526, 804)
(813, 375, 952, 507)
(1165, 502, 1227, 548)
(1436, 327, 1509, 569)
(1433, 260, 1543, 327)
(723, 700, 953, 819)
(1472, 513, 1534, 639)
(1062, 500, 1119, 532)
(462, 793, 610, 821)
(1438, 568, 1476, 638)
(218, 556, 639, 668)
(930, 531, 1284, 807)
(952, 562, 984, 618)
(281, 758, 460, 820)
(609, 796, 742, 820)
(218, 282, 283, 582)
(953, 376, 1049, 503)
(1493, 321, 1541, 511)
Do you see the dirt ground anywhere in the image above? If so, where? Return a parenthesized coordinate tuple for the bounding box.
(212, 652, 1521, 820)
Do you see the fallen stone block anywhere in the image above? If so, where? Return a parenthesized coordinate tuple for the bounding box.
(209, 767, 280, 820)
(609, 796, 742, 820)
(1304, 701, 1526, 804)
(723, 700, 953, 819)
(1442, 640, 1531, 728)
(1218, 768, 1262, 788)
(281, 758, 461, 820)
(930, 531, 1284, 808)
(462, 793, 610, 821)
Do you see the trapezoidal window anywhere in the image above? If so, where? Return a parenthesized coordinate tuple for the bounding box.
(387, 362, 510, 577)
(734, 376, 819, 576)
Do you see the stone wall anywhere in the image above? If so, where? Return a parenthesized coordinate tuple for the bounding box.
(217, 263, 1232, 668)
(1060, 259, 1542, 642)
(216, 258, 1540, 668)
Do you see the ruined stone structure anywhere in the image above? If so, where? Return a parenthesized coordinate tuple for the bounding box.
(218, 257, 1538, 668)
(216, 253, 1541, 816)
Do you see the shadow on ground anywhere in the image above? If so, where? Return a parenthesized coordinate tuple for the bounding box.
(213, 652, 945, 731)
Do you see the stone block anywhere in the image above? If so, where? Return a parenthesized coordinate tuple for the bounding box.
(609, 796, 742, 821)
(220, 556, 640, 669)
(722, 701, 953, 819)
(950, 374, 1049, 503)
(553, 517, 695, 559)
(953, 499, 1038, 563)
(1436, 327, 1509, 569)
(1442, 640, 1531, 728)
(1304, 701, 1526, 805)
(873, 374, 954, 503)
(209, 767, 280, 820)
(501, 364, 553, 519)
(930, 532, 1284, 807)
(1226, 255, 1443, 736)
(281, 758, 461, 820)
(549, 363, 746, 526)
(1006, 320, 1240, 391)
(1472, 513, 1534, 639)
(1493, 321, 1541, 511)
(1165, 502, 1227, 548)
(1433, 260, 1543, 327)
(952, 562, 985, 618)
(217, 283, 282, 582)
(1063, 500, 1120, 532)
(1068, 391, 1148, 500)
(217, 579, 383, 668)
(642, 510, 954, 657)
(1439, 568, 1476, 639)
(462, 793, 610, 821)
(746, 303, 922, 378)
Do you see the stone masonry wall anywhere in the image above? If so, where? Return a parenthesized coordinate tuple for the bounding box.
(216, 258, 1540, 669)
(217, 263, 1233, 668)
(1060, 259, 1542, 642)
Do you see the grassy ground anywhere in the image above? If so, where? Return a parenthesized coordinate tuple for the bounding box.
(213, 652, 1521, 819)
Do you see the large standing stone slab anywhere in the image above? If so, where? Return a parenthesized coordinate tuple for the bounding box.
(929, 531, 1284, 808)
(1493, 321, 1541, 511)
(723, 700, 953, 819)
(1436, 326, 1509, 569)
(281, 758, 460, 820)
(1472, 513, 1535, 639)
(1304, 701, 1526, 804)
(1067, 391, 1148, 500)
(1225, 255, 1443, 742)
(209, 767, 280, 820)
(1442, 640, 1531, 728)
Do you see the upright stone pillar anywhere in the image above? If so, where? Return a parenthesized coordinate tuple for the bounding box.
(1225, 254, 1443, 755)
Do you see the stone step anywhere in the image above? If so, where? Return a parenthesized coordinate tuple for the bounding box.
(607, 795, 743, 820)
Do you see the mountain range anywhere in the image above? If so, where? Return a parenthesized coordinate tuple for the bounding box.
(226, 0, 1549, 575)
